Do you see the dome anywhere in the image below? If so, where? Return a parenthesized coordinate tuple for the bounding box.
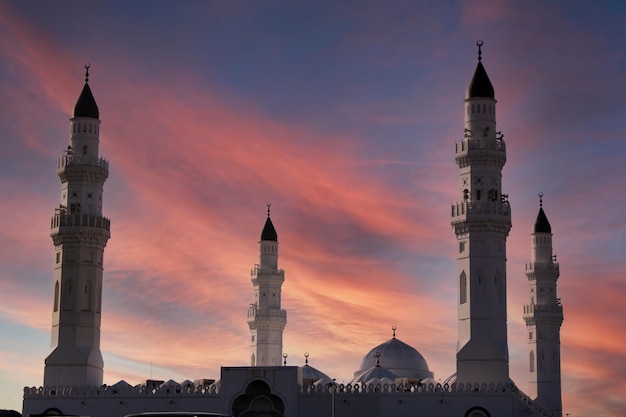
(350, 364, 397, 386)
(355, 336, 433, 380)
(301, 364, 332, 386)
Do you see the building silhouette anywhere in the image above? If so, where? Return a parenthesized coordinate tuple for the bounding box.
(23, 42, 563, 417)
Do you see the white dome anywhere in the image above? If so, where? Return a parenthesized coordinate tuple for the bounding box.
(301, 364, 332, 386)
(355, 337, 433, 380)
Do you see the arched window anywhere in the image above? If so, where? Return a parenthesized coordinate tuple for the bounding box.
(53, 281, 60, 312)
(460, 272, 467, 304)
(530, 351, 535, 372)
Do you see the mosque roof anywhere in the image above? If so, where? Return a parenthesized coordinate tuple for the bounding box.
(74, 65, 99, 118)
(355, 331, 433, 380)
(466, 41, 494, 99)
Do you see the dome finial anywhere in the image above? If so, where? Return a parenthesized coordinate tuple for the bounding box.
(304, 352, 309, 366)
(392, 325, 397, 339)
(476, 40, 483, 62)
(282, 352, 288, 366)
(375, 351, 380, 367)
(539, 192, 544, 208)
(84, 63, 91, 83)
(267, 202, 271, 217)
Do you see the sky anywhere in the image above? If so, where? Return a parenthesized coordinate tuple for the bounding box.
(0, 0, 625, 415)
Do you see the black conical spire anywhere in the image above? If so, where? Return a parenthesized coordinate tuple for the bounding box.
(466, 40, 495, 99)
(533, 193, 552, 234)
(73, 63, 99, 119)
(260, 203, 278, 241)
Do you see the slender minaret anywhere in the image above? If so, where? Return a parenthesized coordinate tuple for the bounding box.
(247, 204, 287, 366)
(451, 41, 512, 384)
(44, 65, 110, 387)
(524, 194, 563, 416)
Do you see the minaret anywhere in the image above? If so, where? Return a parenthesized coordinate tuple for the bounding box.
(247, 204, 287, 366)
(44, 65, 110, 387)
(451, 41, 512, 384)
(524, 194, 563, 416)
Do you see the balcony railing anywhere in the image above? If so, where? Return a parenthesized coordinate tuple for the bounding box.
(525, 261, 559, 271)
(58, 155, 109, 170)
(51, 213, 111, 231)
(451, 200, 510, 218)
(455, 138, 506, 153)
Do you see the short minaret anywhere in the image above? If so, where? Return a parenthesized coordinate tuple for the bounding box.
(524, 194, 563, 416)
(44, 65, 110, 387)
(247, 204, 287, 366)
(451, 41, 512, 384)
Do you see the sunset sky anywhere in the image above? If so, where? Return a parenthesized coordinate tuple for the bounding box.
(1, 1, 625, 415)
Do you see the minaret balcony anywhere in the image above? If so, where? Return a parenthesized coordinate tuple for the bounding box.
(451, 201, 511, 228)
(455, 139, 506, 167)
(525, 261, 559, 272)
(251, 266, 285, 278)
(247, 305, 287, 321)
(523, 302, 564, 325)
(57, 155, 109, 183)
(51, 213, 111, 232)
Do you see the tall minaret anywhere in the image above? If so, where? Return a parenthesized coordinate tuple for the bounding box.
(451, 41, 512, 384)
(247, 204, 287, 366)
(524, 194, 563, 416)
(44, 65, 110, 387)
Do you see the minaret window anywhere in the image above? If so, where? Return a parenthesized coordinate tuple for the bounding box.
(530, 351, 535, 372)
(53, 282, 59, 312)
(459, 272, 467, 304)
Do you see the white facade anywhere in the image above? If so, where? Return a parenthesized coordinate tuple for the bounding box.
(22, 44, 563, 417)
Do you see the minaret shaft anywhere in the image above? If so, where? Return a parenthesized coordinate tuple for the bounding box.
(452, 43, 511, 384)
(44, 70, 110, 387)
(524, 201, 563, 416)
(247, 213, 286, 366)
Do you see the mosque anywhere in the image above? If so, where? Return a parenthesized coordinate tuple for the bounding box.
(21, 42, 564, 417)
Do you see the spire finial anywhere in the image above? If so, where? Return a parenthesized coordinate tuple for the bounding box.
(392, 325, 397, 339)
(304, 352, 309, 366)
(476, 40, 483, 62)
(84, 63, 91, 83)
(539, 192, 544, 208)
(267, 202, 271, 217)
